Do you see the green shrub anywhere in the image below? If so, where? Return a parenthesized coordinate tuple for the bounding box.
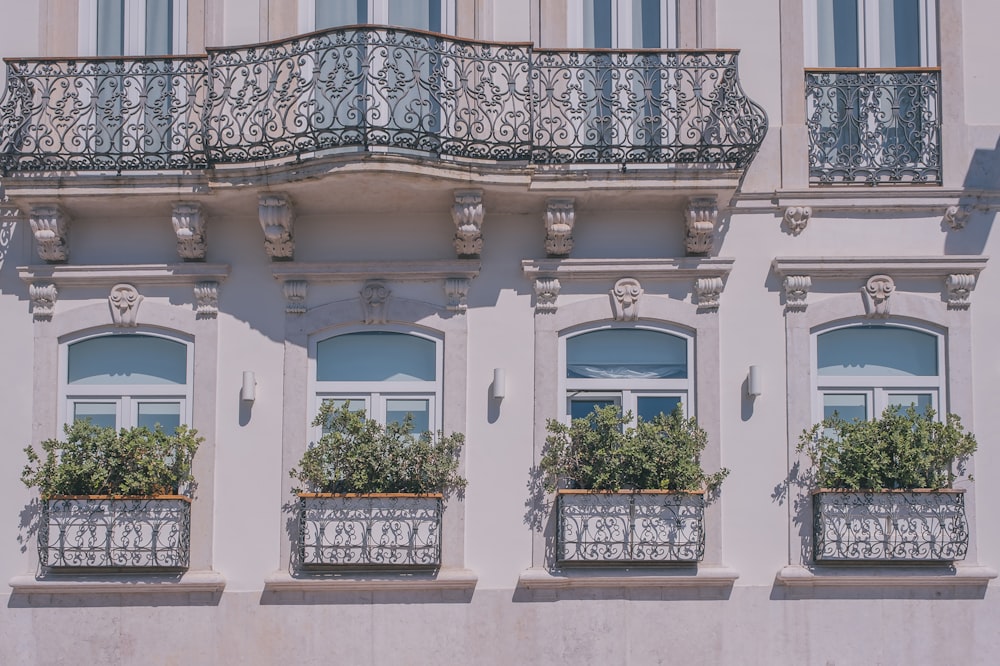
(798, 405, 976, 490)
(290, 401, 467, 495)
(539, 404, 728, 492)
(22, 420, 202, 497)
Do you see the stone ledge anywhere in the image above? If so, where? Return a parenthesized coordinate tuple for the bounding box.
(8, 570, 226, 595)
(517, 566, 739, 590)
(263, 568, 478, 593)
(18, 263, 231, 287)
(521, 257, 735, 281)
(775, 565, 998, 588)
(271, 260, 480, 283)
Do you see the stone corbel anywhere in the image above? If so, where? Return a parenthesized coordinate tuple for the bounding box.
(29, 282, 57, 321)
(544, 198, 575, 257)
(444, 277, 470, 313)
(109, 284, 142, 327)
(610, 278, 643, 321)
(783, 206, 811, 236)
(29, 205, 70, 263)
(193, 281, 219, 318)
(172, 202, 207, 260)
(944, 205, 972, 231)
(534, 278, 560, 313)
(361, 280, 390, 324)
(783, 275, 811, 311)
(685, 197, 718, 256)
(452, 190, 484, 257)
(946, 273, 976, 310)
(259, 194, 295, 260)
(695, 277, 724, 311)
(283, 280, 307, 315)
(862, 275, 894, 318)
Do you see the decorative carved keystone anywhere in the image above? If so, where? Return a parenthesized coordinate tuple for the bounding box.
(361, 280, 391, 324)
(29, 205, 70, 263)
(194, 282, 219, 318)
(534, 278, 560, 313)
(172, 202, 207, 260)
(283, 280, 307, 315)
(783, 206, 811, 235)
(452, 190, 484, 257)
(29, 283, 57, 321)
(109, 284, 143, 327)
(946, 274, 976, 310)
(944, 205, 972, 231)
(544, 198, 575, 257)
(445, 277, 471, 313)
(685, 197, 718, 255)
(862, 275, 894, 318)
(783, 275, 811, 311)
(259, 194, 294, 259)
(611, 278, 643, 321)
(695, 277, 724, 311)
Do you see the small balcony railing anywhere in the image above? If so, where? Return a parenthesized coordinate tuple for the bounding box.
(0, 26, 767, 173)
(805, 68, 941, 185)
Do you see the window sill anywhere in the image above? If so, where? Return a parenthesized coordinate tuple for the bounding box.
(517, 566, 739, 590)
(776, 564, 998, 588)
(8, 570, 226, 595)
(263, 568, 478, 593)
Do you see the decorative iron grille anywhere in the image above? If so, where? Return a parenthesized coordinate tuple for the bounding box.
(298, 494, 442, 569)
(557, 491, 704, 564)
(39, 497, 191, 570)
(0, 28, 767, 172)
(805, 68, 941, 185)
(813, 490, 968, 562)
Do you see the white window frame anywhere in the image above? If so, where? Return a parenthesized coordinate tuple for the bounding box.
(300, 0, 456, 34)
(58, 330, 195, 431)
(567, 0, 678, 49)
(804, 0, 938, 68)
(79, 0, 188, 57)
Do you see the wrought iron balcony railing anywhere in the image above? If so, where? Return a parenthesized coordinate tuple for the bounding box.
(806, 68, 941, 185)
(0, 27, 767, 173)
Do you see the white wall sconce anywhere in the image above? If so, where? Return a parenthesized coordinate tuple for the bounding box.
(491, 368, 506, 400)
(747, 365, 762, 398)
(241, 371, 257, 403)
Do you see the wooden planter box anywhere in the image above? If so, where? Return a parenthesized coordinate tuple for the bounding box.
(39, 496, 191, 570)
(298, 493, 443, 569)
(557, 490, 705, 564)
(813, 489, 969, 562)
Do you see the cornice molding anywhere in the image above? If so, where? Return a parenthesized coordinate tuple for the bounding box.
(522, 257, 735, 281)
(772, 256, 988, 279)
(18, 263, 231, 287)
(271, 260, 481, 283)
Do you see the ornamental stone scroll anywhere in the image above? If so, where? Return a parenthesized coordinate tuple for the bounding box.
(685, 197, 718, 256)
(109, 284, 143, 328)
(534, 278, 560, 313)
(544, 199, 575, 257)
(259, 194, 295, 260)
(361, 280, 391, 324)
(610, 278, 643, 321)
(29, 283, 57, 321)
(29, 205, 70, 263)
(452, 190, 484, 257)
(173, 202, 207, 260)
(862, 275, 895, 318)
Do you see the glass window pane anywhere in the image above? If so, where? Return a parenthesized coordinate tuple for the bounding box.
(817, 0, 859, 67)
(633, 0, 661, 48)
(74, 402, 118, 429)
(316, 332, 436, 382)
(583, 0, 613, 48)
(637, 396, 681, 422)
(570, 398, 617, 421)
(316, 0, 366, 28)
(68, 335, 188, 385)
(567, 329, 687, 379)
(137, 402, 181, 430)
(880, 0, 921, 67)
(888, 393, 933, 414)
(145, 0, 174, 55)
(97, 0, 125, 56)
(817, 326, 938, 377)
(823, 393, 867, 422)
(389, 0, 440, 32)
(386, 398, 430, 434)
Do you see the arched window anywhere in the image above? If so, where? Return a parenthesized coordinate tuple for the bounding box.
(562, 326, 692, 423)
(814, 323, 943, 421)
(313, 330, 442, 433)
(62, 332, 193, 430)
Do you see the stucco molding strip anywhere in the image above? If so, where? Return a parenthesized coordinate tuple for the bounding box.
(263, 569, 478, 593)
(521, 257, 735, 281)
(775, 565, 997, 588)
(734, 188, 1000, 215)
(517, 566, 739, 590)
(271, 260, 481, 283)
(18, 263, 231, 287)
(772, 256, 988, 280)
(8, 571, 227, 595)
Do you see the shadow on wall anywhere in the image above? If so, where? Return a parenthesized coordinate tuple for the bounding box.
(944, 135, 1000, 255)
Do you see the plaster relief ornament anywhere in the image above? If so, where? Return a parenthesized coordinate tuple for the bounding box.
(259, 194, 294, 259)
(783, 275, 811, 311)
(283, 280, 307, 315)
(685, 197, 718, 255)
(29, 282, 57, 321)
(172, 202, 207, 260)
(194, 281, 219, 318)
(109, 284, 143, 328)
(452, 190, 484, 257)
(611, 278, 643, 321)
(29, 205, 70, 263)
(695, 277, 724, 311)
(445, 277, 470, 313)
(544, 199, 575, 257)
(361, 280, 391, 324)
(944, 205, 972, 231)
(783, 206, 811, 235)
(534, 278, 560, 313)
(946, 273, 976, 310)
(862, 275, 894, 319)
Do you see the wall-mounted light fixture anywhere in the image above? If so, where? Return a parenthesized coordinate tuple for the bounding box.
(491, 368, 506, 400)
(747, 365, 762, 398)
(241, 371, 257, 403)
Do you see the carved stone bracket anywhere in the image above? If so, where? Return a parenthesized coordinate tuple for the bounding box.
(534, 278, 560, 313)
(283, 280, 307, 315)
(783, 275, 812, 311)
(783, 206, 811, 235)
(695, 277, 724, 311)
(946, 273, 976, 310)
(29, 282, 57, 321)
(29, 205, 70, 263)
(452, 190, 484, 257)
(193, 281, 219, 318)
(361, 280, 390, 324)
(685, 197, 718, 256)
(445, 277, 470, 313)
(610, 278, 643, 321)
(172, 202, 207, 260)
(862, 275, 895, 318)
(259, 194, 295, 260)
(544, 198, 575, 257)
(944, 205, 972, 231)
(109, 284, 142, 327)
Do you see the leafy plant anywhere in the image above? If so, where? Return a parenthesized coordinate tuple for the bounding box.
(290, 401, 467, 495)
(539, 404, 728, 493)
(798, 405, 976, 490)
(22, 420, 202, 497)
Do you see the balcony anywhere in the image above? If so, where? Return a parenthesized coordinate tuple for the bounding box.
(0, 27, 767, 178)
(805, 68, 941, 185)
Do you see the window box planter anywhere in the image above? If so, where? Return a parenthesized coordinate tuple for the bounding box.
(39, 496, 191, 571)
(813, 489, 968, 562)
(298, 493, 443, 569)
(557, 490, 705, 564)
